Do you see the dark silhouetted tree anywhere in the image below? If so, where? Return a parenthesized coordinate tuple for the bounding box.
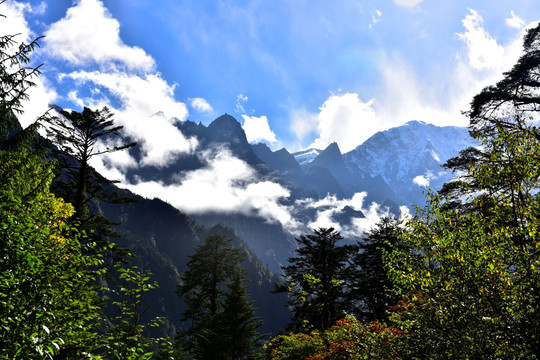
(274, 228, 358, 332)
(353, 216, 400, 322)
(178, 234, 262, 359)
(45, 106, 136, 258)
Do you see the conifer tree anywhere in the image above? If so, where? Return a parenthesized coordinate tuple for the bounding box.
(45, 106, 136, 257)
(178, 234, 262, 359)
(217, 268, 263, 360)
(354, 217, 400, 322)
(274, 228, 358, 332)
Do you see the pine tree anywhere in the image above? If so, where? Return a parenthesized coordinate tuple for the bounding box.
(354, 217, 400, 322)
(45, 106, 136, 258)
(274, 228, 358, 332)
(217, 268, 263, 360)
(178, 234, 262, 359)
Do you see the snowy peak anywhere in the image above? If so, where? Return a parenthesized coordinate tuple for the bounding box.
(343, 120, 473, 206)
(292, 148, 322, 166)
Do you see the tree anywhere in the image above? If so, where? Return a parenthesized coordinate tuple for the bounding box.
(45, 106, 136, 259)
(274, 228, 358, 332)
(0, 2, 42, 139)
(385, 24, 540, 359)
(101, 265, 181, 360)
(216, 268, 263, 360)
(177, 234, 262, 359)
(353, 217, 400, 322)
(0, 9, 104, 358)
(440, 21, 540, 208)
(46, 106, 136, 220)
(0, 144, 104, 359)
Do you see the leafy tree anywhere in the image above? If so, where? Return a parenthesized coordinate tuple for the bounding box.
(385, 24, 540, 358)
(274, 228, 359, 332)
(264, 315, 399, 360)
(353, 217, 400, 322)
(0, 146, 104, 359)
(45, 106, 135, 221)
(177, 234, 262, 359)
(102, 265, 181, 360)
(0, 9, 104, 358)
(440, 21, 540, 208)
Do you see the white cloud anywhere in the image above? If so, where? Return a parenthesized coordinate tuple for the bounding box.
(413, 175, 429, 187)
(44, 0, 154, 71)
(241, 115, 277, 143)
(235, 94, 249, 114)
(392, 0, 424, 8)
(18, 77, 58, 128)
(0, 1, 33, 42)
(124, 148, 300, 230)
(289, 108, 319, 144)
(63, 71, 197, 167)
(369, 10, 382, 29)
(506, 11, 525, 29)
(301, 10, 531, 157)
(296, 192, 390, 238)
(190, 97, 213, 113)
(457, 9, 505, 71)
(309, 93, 380, 153)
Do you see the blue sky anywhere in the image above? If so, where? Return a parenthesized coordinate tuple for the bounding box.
(2, 0, 540, 232)
(4, 0, 540, 153)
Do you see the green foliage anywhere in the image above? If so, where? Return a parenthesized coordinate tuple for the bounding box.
(0, 148, 104, 359)
(386, 115, 540, 357)
(102, 265, 181, 360)
(0, 5, 43, 137)
(216, 268, 264, 359)
(385, 22, 540, 359)
(177, 234, 262, 359)
(354, 217, 401, 322)
(264, 315, 399, 360)
(274, 228, 359, 332)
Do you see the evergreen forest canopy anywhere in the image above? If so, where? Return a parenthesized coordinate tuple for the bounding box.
(1, 5, 539, 359)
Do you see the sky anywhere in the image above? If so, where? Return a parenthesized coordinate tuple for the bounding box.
(2, 0, 540, 234)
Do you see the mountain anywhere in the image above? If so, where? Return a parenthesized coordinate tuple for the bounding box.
(343, 120, 472, 206)
(292, 148, 322, 166)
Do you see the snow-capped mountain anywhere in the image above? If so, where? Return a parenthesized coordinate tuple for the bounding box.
(342, 120, 473, 206)
(292, 148, 322, 166)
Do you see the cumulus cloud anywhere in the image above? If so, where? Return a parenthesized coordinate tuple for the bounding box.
(44, 0, 154, 71)
(190, 97, 213, 113)
(124, 148, 300, 230)
(309, 93, 380, 152)
(292, 9, 530, 167)
(392, 0, 424, 8)
(505, 11, 525, 29)
(296, 192, 391, 238)
(61, 69, 195, 167)
(413, 175, 429, 187)
(457, 10, 505, 71)
(0, 1, 33, 42)
(241, 115, 277, 143)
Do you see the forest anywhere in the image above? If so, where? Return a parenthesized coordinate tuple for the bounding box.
(1, 6, 539, 360)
